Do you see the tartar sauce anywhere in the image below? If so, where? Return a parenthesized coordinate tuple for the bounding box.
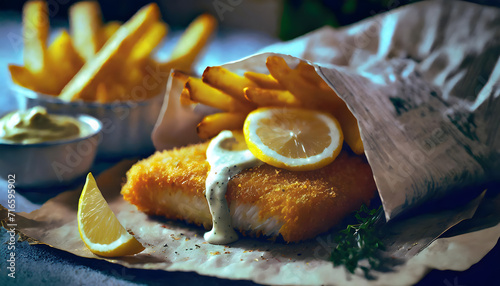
(0, 106, 83, 144)
(204, 130, 261, 244)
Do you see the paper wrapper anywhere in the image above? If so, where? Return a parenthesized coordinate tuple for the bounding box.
(155, 0, 500, 221)
(2, 1, 500, 285)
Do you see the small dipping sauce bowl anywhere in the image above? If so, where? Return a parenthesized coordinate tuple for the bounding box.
(0, 107, 102, 189)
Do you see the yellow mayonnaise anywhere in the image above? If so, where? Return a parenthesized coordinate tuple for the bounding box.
(0, 106, 83, 144)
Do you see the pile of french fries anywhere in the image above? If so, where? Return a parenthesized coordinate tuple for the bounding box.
(175, 55, 365, 155)
(9, 1, 217, 103)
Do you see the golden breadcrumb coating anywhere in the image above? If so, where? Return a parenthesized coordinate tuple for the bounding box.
(121, 142, 376, 242)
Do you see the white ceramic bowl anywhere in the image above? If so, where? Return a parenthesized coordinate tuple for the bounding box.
(12, 85, 164, 160)
(0, 114, 102, 189)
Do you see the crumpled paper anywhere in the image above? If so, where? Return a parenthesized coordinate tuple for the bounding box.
(2, 160, 499, 286)
(2, 1, 500, 285)
(155, 0, 500, 220)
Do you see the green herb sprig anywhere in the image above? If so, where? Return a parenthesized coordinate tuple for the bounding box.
(330, 205, 385, 275)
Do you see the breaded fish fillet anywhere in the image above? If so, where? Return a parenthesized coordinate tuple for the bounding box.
(121, 142, 376, 242)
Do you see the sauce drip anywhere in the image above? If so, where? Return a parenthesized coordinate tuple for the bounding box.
(204, 130, 261, 244)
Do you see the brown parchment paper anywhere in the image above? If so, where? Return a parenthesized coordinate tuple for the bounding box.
(2, 160, 499, 286)
(2, 1, 500, 285)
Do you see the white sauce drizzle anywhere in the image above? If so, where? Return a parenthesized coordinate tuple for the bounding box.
(204, 130, 261, 244)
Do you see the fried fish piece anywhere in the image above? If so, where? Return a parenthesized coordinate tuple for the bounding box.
(121, 142, 376, 242)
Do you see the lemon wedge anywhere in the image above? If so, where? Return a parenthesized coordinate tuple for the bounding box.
(243, 107, 343, 171)
(77, 173, 145, 257)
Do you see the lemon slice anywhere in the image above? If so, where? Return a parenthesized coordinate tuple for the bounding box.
(243, 107, 343, 171)
(78, 173, 145, 257)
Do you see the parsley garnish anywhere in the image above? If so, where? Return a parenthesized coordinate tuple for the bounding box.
(330, 205, 385, 275)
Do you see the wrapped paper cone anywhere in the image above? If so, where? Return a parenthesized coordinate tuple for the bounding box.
(156, 0, 500, 220)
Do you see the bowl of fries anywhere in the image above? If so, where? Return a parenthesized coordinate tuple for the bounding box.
(9, 1, 217, 159)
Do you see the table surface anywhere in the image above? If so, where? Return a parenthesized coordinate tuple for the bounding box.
(0, 10, 499, 286)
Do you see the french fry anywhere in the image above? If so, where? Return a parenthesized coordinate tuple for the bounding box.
(333, 103, 364, 155)
(266, 56, 343, 111)
(59, 3, 161, 101)
(8, 65, 57, 95)
(23, 1, 49, 73)
(295, 61, 331, 90)
(11, 30, 84, 96)
(186, 77, 253, 113)
(296, 60, 364, 153)
(46, 30, 85, 92)
(179, 87, 194, 105)
(171, 71, 195, 105)
(169, 14, 217, 73)
(8, 65, 35, 91)
(202, 66, 257, 103)
(152, 14, 217, 80)
(130, 21, 168, 62)
(69, 1, 103, 61)
(244, 87, 301, 108)
(101, 21, 121, 42)
(244, 71, 283, 90)
(265, 56, 364, 153)
(197, 112, 247, 139)
(151, 14, 217, 79)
